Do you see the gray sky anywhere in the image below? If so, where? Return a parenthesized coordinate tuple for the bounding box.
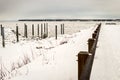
(0, 0, 120, 20)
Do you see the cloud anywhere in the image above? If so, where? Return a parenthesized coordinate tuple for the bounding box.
(0, 0, 120, 20)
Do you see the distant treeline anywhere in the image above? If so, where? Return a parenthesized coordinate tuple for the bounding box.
(19, 19, 120, 22)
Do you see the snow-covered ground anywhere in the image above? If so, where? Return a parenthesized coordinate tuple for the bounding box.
(0, 22, 98, 80)
(90, 24, 120, 80)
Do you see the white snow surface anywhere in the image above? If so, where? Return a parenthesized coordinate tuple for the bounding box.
(90, 24, 120, 80)
(0, 25, 97, 80)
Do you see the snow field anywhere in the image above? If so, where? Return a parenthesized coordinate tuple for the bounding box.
(0, 22, 99, 80)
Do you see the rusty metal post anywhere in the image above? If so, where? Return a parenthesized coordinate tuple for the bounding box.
(55, 25, 57, 40)
(2, 27, 5, 47)
(37, 24, 39, 37)
(32, 24, 34, 37)
(46, 23, 48, 37)
(78, 51, 90, 80)
(88, 38, 95, 53)
(94, 30, 97, 34)
(16, 24, 19, 42)
(24, 24, 28, 38)
(96, 27, 99, 31)
(1, 24, 2, 36)
(41, 24, 43, 39)
(44, 23, 46, 34)
(63, 24, 64, 34)
(61, 24, 63, 34)
(92, 33, 97, 39)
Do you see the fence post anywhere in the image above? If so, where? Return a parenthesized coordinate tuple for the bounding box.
(63, 24, 64, 34)
(37, 24, 39, 37)
(61, 24, 63, 34)
(32, 24, 34, 37)
(55, 25, 57, 40)
(24, 24, 28, 38)
(46, 23, 48, 37)
(0, 57, 3, 80)
(16, 24, 19, 42)
(44, 23, 46, 34)
(41, 24, 43, 39)
(2, 27, 5, 47)
(88, 38, 95, 53)
(78, 51, 90, 80)
(94, 30, 97, 34)
(1, 24, 2, 36)
(92, 33, 97, 39)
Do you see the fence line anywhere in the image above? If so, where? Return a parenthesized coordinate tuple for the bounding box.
(0, 23, 98, 50)
(78, 23, 101, 80)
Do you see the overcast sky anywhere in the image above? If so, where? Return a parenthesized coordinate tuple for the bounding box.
(0, 0, 120, 20)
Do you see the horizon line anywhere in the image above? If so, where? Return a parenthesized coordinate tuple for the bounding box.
(0, 18, 120, 22)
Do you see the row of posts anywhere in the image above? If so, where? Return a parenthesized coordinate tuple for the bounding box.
(24, 23, 64, 39)
(78, 23, 101, 80)
(0, 23, 65, 48)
